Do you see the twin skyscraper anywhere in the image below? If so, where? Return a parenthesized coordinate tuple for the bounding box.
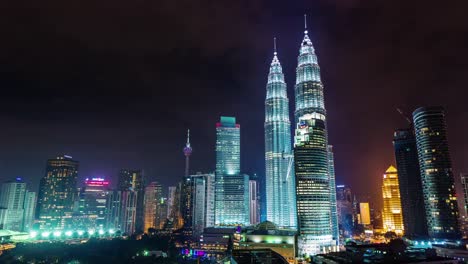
(264, 17, 339, 257)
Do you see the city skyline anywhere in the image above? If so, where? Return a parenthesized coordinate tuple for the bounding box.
(0, 2, 467, 211)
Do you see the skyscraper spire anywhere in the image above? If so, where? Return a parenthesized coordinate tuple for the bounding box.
(273, 37, 277, 55)
(264, 37, 296, 228)
(183, 129, 192, 177)
(304, 14, 308, 32)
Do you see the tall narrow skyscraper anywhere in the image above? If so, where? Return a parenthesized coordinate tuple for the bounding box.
(143, 182, 162, 232)
(118, 169, 144, 233)
(381, 166, 404, 235)
(293, 16, 336, 257)
(393, 129, 428, 238)
(37, 155, 78, 230)
(264, 38, 296, 228)
(328, 146, 339, 244)
(215, 116, 249, 226)
(413, 106, 460, 239)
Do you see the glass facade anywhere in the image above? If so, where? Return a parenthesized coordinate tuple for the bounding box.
(294, 116, 335, 257)
(143, 181, 162, 232)
(413, 106, 460, 239)
(215, 117, 249, 226)
(294, 31, 325, 123)
(393, 129, 428, 238)
(118, 169, 144, 232)
(381, 166, 404, 235)
(293, 27, 337, 256)
(264, 46, 296, 228)
(36, 155, 78, 230)
(0, 179, 27, 231)
(328, 146, 339, 243)
(81, 178, 110, 230)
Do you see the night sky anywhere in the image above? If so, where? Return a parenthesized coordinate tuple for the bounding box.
(0, 0, 467, 208)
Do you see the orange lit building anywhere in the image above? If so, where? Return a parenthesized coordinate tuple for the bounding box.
(382, 166, 404, 235)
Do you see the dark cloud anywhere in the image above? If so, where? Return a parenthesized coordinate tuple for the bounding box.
(0, 0, 466, 212)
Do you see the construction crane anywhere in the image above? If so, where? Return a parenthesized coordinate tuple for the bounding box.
(396, 108, 412, 125)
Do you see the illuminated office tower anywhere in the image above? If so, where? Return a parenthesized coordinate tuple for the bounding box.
(105, 189, 137, 234)
(156, 197, 168, 229)
(328, 146, 339, 244)
(336, 185, 353, 236)
(143, 182, 162, 232)
(293, 16, 336, 257)
(215, 116, 249, 226)
(37, 155, 78, 230)
(23, 190, 36, 231)
(393, 129, 428, 238)
(167, 186, 177, 218)
(0, 178, 27, 231)
(249, 179, 259, 225)
(189, 173, 215, 237)
(264, 39, 296, 228)
(413, 107, 460, 239)
(82, 178, 109, 230)
(118, 169, 144, 232)
(359, 203, 371, 225)
(294, 115, 335, 257)
(461, 174, 468, 216)
(382, 166, 404, 235)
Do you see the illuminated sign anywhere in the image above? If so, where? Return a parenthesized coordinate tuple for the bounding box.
(85, 177, 109, 186)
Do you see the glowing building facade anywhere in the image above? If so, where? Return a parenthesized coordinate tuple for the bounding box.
(294, 115, 335, 257)
(81, 178, 109, 230)
(143, 182, 162, 232)
(37, 155, 78, 230)
(118, 169, 144, 232)
(264, 41, 296, 228)
(215, 116, 249, 226)
(293, 19, 337, 256)
(382, 166, 404, 235)
(413, 107, 460, 239)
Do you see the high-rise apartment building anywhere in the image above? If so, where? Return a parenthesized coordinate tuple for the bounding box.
(143, 182, 162, 232)
(118, 169, 144, 232)
(0, 178, 27, 231)
(413, 107, 460, 239)
(393, 129, 428, 238)
(215, 116, 249, 226)
(37, 155, 78, 230)
(382, 166, 404, 235)
(293, 18, 337, 257)
(264, 39, 296, 228)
